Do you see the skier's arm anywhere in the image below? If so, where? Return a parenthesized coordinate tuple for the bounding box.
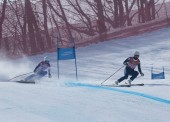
(138, 63, 144, 76)
(33, 63, 41, 73)
(123, 58, 130, 65)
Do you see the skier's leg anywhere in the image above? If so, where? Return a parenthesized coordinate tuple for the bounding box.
(130, 71, 139, 81)
(36, 71, 47, 79)
(25, 74, 36, 81)
(117, 74, 128, 83)
(117, 67, 129, 83)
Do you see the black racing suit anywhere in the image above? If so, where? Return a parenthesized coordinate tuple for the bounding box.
(117, 57, 142, 83)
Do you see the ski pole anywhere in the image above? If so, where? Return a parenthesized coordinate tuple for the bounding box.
(8, 72, 33, 81)
(137, 76, 142, 79)
(101, 65, 125, 85)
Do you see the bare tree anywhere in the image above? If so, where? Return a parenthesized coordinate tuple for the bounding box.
(0, 0, 7, 47)
(0, 0, 165, 57)
(25, 0, 45, 54)
(66, 0, 96, 35)
(42, 0, 52, 48)
(94, 0, 107, 34)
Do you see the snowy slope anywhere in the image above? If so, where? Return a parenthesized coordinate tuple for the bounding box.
(0, 27, 170, 122)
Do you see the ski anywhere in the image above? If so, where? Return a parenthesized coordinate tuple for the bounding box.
(131, 83, 144, 86)
(102, 83, 144, 87)
(15, 80, 35, 84)
(102, 84, 131, 87)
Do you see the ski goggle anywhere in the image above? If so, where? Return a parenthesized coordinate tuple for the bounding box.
(134, 55, 139, 57)
(45, 60, 49, 63)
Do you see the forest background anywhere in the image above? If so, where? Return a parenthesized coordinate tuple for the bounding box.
(0, 0, 170, 58)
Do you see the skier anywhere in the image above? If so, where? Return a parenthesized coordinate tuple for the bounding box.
(25, 56, 52, 82)
(115, 51, 144, 85)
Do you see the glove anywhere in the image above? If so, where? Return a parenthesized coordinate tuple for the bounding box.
(123, 62, 128, 66)
(141, 73, 144, 76)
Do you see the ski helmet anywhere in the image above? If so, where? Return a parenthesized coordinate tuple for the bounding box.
(134, 51, 140, 56)
(44, 56, 49, 63)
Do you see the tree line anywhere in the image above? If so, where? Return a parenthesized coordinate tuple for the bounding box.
(0, 0, 165, 56)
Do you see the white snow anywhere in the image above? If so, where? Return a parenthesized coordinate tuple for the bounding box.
(0, 27, 170, 122)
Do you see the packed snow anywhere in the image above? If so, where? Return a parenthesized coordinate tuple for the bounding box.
(0, 27, 170, 122)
